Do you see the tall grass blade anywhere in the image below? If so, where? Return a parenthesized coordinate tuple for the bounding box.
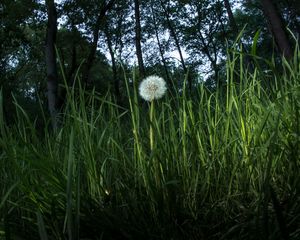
(36, 210, 49, 240)
(0, 183, 18, 210)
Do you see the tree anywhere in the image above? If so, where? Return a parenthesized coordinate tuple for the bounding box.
(103, 0, 131, 99)
(180, 0, 226, 84)
(160, 0, 188, 78)
(261, 0, 293, 59)
(45, 0, 58, 130)
(0, 0, 40, 122)
(81, 0, 116, 86)
(2, 0, 299, 125)
(149, 3, 171, 85)
(285, 0, 300, 37)
(134, 0, 146, 78)
(104, 25, 120, 97)
(224, 0, 239, 35)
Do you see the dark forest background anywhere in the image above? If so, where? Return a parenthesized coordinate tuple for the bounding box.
(1, 0, 299, 127)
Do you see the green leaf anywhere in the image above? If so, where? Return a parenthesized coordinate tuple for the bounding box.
(36, 210, 49, 240)
(0, 182, 18, 210)
(251, 29, 261, 56)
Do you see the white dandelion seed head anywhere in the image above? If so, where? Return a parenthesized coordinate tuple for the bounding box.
(139, 75, 167, 101)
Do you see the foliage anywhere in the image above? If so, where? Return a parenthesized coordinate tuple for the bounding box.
(1, 46, 299, 239)
(1, 0, 300, 238)
(1, 0, 299, 113)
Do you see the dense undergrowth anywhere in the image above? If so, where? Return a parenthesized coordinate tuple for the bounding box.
(0, 47, 300, 240)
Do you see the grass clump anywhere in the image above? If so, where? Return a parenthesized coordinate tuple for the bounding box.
(0, 50, 300, 240)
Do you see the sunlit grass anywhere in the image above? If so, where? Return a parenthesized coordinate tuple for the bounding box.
(0, 48, 299, 239)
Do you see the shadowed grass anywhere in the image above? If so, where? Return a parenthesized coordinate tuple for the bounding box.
(0, 46, 300, 239)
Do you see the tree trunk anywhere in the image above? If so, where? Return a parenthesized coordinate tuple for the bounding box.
(134, 0, 145, 78)
(82, 19, 100, 86)
(67, 44, 77, 83)
(160, 0, 191, 91)
(105, 27, 120, 99)
(261, 0, 293, 59)
(56, 40, 77, 111)
(224, 0, 239, 35)
(198, 29, 219, 82)
(150, 4, 171, 85)
(195, 7, 220, 84)
(45, 0, 58, 130)
(82, 0, 116, 86)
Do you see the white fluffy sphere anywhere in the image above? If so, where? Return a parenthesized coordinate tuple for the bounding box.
(139, 75, 167, 101)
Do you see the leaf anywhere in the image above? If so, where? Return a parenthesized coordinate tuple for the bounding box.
(251, 29, 261, 56)
(0, 182, 18, 210)
(36, 210, 49, 240)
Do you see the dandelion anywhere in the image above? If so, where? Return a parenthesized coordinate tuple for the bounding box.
(139, 75, 167, 101)
(138, 75, 167, 151)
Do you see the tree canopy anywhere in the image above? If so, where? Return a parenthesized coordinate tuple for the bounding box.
(0, 0, 299, 124)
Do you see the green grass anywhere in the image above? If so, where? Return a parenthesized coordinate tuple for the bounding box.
(0, 49, 300, 240)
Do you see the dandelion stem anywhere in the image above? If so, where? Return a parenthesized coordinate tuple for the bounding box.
(150, 100, 154, 151)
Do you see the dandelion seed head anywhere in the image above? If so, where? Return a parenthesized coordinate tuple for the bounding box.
(139, 75, 167, 101)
